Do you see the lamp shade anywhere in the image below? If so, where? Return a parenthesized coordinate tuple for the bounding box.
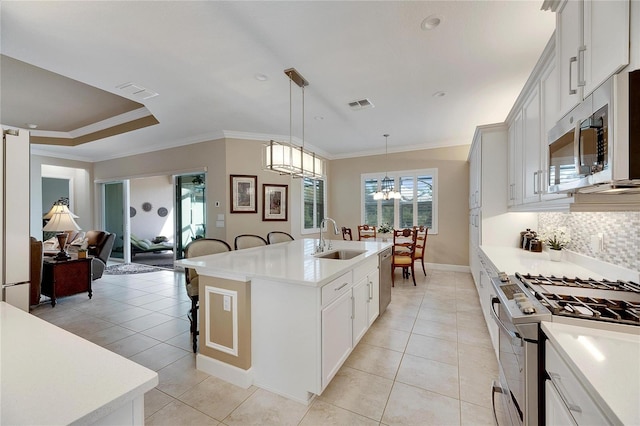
(43, 204, 79, 219)
(43, 207, 81, 232)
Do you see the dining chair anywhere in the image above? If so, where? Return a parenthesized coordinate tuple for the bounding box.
(341, 227, 353, 241)
(357, 225, 377, 241)
(184, 238, 232, 352)
(267, 231, 294, 244)
(413, 226, 429, 276)
(234, 234, 268, 250)
(391, 228, 417, 286)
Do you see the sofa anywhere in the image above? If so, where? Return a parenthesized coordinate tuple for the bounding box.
(85, 231, 115, 280)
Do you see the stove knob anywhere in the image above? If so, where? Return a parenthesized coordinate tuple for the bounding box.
(520, 302, 536, 315)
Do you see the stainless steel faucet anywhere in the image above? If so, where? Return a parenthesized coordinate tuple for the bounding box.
(318, 217, 339, 253)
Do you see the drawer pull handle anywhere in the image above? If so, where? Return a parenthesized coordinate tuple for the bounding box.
(548, 372, 582, 413)
(334, 282, 349, 291)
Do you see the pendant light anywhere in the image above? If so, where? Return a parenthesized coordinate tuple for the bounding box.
(263, 68, 325, 179)
(373, 134, 401, 200)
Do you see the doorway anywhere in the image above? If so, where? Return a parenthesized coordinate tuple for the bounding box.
(175, 173, 206, 260)
(104, 182, 126, 260)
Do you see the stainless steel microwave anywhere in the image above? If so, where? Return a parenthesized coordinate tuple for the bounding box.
(547, 71, 640, 194)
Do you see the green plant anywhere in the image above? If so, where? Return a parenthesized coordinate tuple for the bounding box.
(378, 223, 393, 234)
(542, 228, 570, 250)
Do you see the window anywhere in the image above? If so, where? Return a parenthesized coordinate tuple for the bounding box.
(302, 177, 326, 233)
(361, 169, 437, 234)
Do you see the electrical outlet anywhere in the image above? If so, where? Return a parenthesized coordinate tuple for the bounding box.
(223, 295, 231, 311)
(590, 233, 604, 252)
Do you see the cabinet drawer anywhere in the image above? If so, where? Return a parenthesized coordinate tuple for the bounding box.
(322, 272, 352, 306)
(353, 257, 378, 283)
(545, 341, 610, 425)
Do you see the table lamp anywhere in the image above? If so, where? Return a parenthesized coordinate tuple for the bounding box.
(43, 205, 81, 260)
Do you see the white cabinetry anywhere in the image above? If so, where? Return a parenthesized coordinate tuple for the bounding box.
(555, 0, 629, 118)
(522, 86, 542, 205)
(352, 262, 379, 345)
(321, 290, 353, 389)
(507, 112, 523, 207)
(544, 340, 610, 425)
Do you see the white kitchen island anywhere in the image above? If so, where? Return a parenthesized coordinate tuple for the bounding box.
(176, 238, 391, 404)
(0, 301, 158, 425)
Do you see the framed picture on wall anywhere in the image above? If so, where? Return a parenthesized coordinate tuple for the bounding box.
(230, 175, 257, 213)
(262, 184, 288, 221)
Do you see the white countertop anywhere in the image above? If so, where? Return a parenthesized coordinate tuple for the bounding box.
(0, 302, 158, 425)
(480, 246, 639, 282)
(176, 238, 391, 286)
(541, 321, 640, 425)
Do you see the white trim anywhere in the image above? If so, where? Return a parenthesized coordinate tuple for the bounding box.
(204, 286, 239, 356)
(426, 262, 470, 273)
(196, 354, 253, 389)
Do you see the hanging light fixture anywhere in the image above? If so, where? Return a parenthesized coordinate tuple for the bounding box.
(373, 134, 401, 200)
(263, 68, 325, 179)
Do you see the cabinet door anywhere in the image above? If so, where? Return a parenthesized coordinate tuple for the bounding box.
(367, 272, 379, 326)
(469, 139, 481, 209)
(557, 0, 583, 117)
(545, 380, 576, 426)
(352, 277, 369, 345)
(522, 85, 542, 204)
(322, 290, 353, 388)
(583, 0, 629, 96)
(507, 112, 523, 206)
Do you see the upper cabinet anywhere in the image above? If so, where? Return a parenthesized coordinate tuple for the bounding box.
(555, 0, 629, 118)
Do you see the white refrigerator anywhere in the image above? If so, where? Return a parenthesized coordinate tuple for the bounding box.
(1, 128, 31, 311)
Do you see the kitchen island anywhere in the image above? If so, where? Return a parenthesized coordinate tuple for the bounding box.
(0, 301, 158, 425)
(176, 238, 391, 404)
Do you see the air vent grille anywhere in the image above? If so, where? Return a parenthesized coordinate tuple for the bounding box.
(348, 98, 374, 110)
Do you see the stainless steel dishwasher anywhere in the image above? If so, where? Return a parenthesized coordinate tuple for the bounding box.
(378, 247, 392, 314)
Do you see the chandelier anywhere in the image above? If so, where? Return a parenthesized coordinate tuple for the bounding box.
(373, 134, 401, 200)
(263, 68, 324, 179)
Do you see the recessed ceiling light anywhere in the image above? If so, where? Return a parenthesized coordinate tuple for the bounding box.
(432, 91, 446, 98)
(421, 14, 442, 31)
(26, 123, 38, 129)
(255, 73, 268, 81)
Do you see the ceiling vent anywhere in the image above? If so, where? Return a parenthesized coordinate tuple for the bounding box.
(116, 82, 159, 100)
(348, 98, 374, 111)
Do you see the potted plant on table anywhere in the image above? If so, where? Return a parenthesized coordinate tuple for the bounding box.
(541, 228, 570, 262)
(378, 223, 393, 242)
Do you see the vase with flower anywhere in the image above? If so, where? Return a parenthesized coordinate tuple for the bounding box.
(542, 228, 570, 262)
(378, 223, 393, 242)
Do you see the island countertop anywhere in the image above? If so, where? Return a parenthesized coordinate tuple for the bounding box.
(175, 238, 391, 286)
(0, 301, 158, 425)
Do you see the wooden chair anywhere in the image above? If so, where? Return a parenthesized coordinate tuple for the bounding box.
(341, 227, 353, 240)
(357, 225, 377, 241)
(392, 228, 417, 286)
(413, 226, 429, 276)
(267, 231, 294, 244)
(234, 234, 268, 250)
(184, 238, 232, 352)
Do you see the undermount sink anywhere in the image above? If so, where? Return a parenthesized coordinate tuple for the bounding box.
(315, 249, 366, 260)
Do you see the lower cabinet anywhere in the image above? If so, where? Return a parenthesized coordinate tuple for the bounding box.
(352, 270, 379, 345)
(321, 290, 353, 389)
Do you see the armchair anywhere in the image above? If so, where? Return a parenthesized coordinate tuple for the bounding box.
(85, 231, 116, 280)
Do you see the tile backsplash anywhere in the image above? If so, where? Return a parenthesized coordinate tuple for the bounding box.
(538, 212, 640, 273)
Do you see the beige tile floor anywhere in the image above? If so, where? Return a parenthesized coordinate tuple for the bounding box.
(31, 266, 506, 425)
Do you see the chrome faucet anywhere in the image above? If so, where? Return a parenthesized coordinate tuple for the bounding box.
(318, 217, 339, 253)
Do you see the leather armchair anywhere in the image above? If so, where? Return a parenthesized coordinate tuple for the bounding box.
(30, 237, 43, 306)
(85, 231, 115, 280)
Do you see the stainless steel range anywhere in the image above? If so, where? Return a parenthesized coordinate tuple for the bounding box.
(490, 272, 640, 426)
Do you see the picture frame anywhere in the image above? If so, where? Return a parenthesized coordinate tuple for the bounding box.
(230, 175, 257, 213)
(262, 184, 288, 221)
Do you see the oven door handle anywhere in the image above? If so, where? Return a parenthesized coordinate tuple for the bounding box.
(491, 380, 505, 426)
(490, 297, 522, 342)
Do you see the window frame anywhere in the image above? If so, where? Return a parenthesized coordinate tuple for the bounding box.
(301, 177, 327, 235)
(361, 168, 438, 234)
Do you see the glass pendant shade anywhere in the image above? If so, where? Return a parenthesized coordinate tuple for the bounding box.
(264, 140, 324, 179)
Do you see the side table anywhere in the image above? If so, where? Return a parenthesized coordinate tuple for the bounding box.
(41, 256, 93, 307)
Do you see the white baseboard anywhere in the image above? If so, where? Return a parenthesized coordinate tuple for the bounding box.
(427, 262, 470, 273)
(196, 354, 253, 389)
